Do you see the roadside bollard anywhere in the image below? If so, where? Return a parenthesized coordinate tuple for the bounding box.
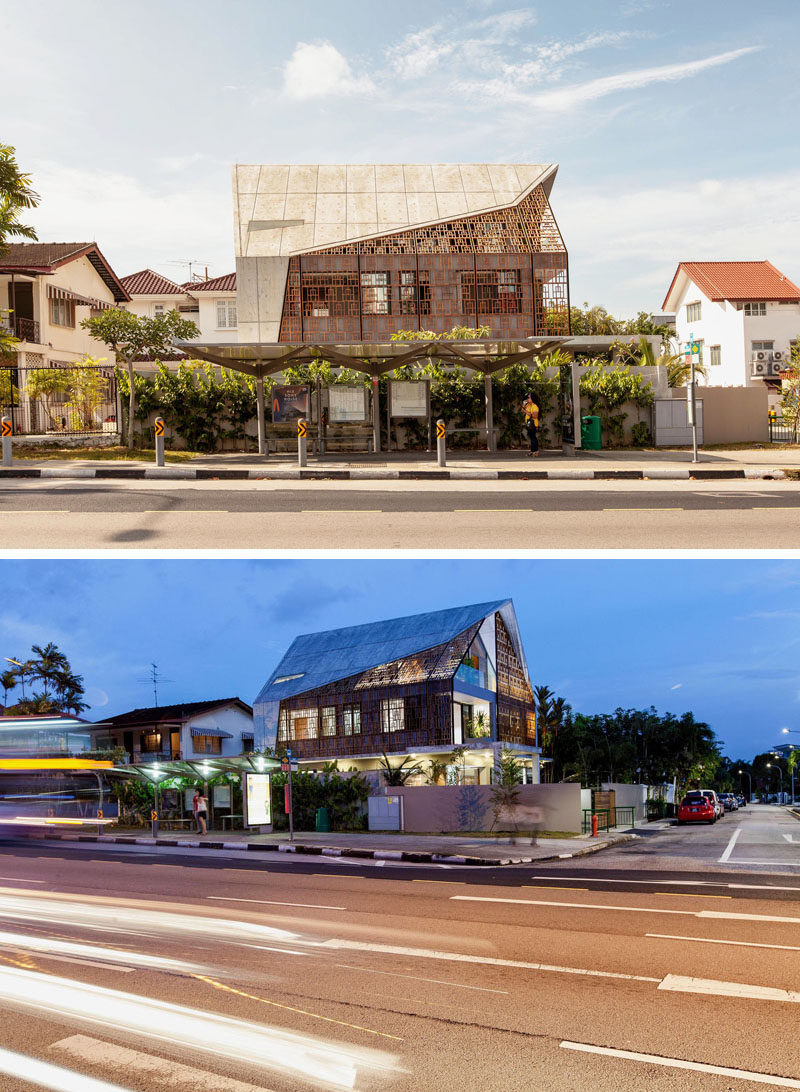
(1, 417, 11, 467)
(151, 809, 159, 839)
(591, 814, 598, 838)
(154, 417, 165, 467)
(436, 418, 446, 468)
(297, 418, 308, 468)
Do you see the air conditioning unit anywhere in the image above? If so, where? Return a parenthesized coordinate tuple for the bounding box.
(773, 350, 783, 361)
(752, 360, 769, 376)
(755, 351, 768, 361)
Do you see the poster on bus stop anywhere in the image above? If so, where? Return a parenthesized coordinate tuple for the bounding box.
(244, 772, 271, 827)
(389, 380, 429, 418)
(272, 384, 310, 422)
(329, 385, 368, 423)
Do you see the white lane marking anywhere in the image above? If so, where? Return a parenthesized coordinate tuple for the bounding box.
(782, 834, 798, 843)
(52, 1034, 277, 1091)
(729, 882, 800, 892)
(0, 876, 44, 884)
(322, 939, 659, 983)
(206, 897, 346, 910)
(560, 1041, 800, 1088)
(719, 826, 742, 863)
(0, 927, 198, 972)
(0, 1044, 135, 1091)
(531, 875, 728, 888)
(646, 933, 800, 952)
(35, 953, 135, 973)
(659, 974, 800, 1003)
(725, 859, 800, 867)
(453, 895, 800, 926)
(335, 963, 509, 994)
(451, 895, 692, 916)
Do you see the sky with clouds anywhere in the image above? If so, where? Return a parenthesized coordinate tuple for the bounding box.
(3, 0, 799, 314)
(1, 558, 797, 762)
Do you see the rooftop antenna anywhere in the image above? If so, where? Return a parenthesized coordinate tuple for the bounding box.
(167, 259, 212, 283)
(137, 662, 172, 707)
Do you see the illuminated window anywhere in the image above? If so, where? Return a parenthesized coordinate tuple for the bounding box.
(290, 708, 319, 740)
(342, 703, 361, 735)
(380, 698, 404, 733)
(140, 730, 163, 753)
(193, 734, 222, 755)
(361, 271, 391, 315)
(277, 709, 289, 741)
(321, 706, 337, 737)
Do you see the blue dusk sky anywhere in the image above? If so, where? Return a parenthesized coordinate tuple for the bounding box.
(1, 558, 797, 762)
(3, 0, 799, 315)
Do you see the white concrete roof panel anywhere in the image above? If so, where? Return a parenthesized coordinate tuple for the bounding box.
(234, 163, 556, 256)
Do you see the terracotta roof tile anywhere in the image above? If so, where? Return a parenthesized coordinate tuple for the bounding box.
(664, 261, 800, 309)
(182, 273, 236, 292)
(0, 242, 96, 267)
(120, 269, 184, 296)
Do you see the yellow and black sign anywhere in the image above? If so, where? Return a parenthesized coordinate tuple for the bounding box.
(1, 419, 11, 437)
(297, 419, 307, 439)
(154, 419, 165, 437)
(151, 810, 158, 822)
(96, 809, 103, 820)
(436, 421, 446, 440)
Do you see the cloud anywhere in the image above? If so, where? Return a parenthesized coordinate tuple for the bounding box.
(281, 41, 376, 101)
(387, 9, 537, 80)
(670, 683, 683, 690)
(530, 47, 760, 111)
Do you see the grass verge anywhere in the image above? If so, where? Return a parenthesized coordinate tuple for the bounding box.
(13, 444, 200, 463)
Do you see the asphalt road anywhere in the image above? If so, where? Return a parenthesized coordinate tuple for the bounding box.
(0, 807, 798, 1091)
(3, 479, 800, 548)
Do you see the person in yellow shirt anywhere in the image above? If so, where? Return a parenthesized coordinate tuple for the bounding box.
(522, 394, 540, 457)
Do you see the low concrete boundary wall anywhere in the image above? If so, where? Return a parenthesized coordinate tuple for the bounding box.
(390, 782, 583, 834)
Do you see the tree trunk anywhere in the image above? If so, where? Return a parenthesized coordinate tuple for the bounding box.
(126, 360, 135, 449)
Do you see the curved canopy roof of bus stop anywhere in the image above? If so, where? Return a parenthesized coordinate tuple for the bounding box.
(108, 754, 281, 784)
(175, 337, 567, 379)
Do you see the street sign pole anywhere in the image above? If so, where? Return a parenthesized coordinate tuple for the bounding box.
(154, 417, 165, 467)
(686, 335, 699, 464)
(285, 749, 295, 842)
(1, 417, 12, 466)
(436, 418, 446, 467)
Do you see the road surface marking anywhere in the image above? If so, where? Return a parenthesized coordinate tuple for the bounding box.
(522, 885, 588, 892)
(729, 882, 800, 892)
(52, 1034, 277, 1092)
(725, 859, 800, 866)
(207, 897, 346, 910)
(719, 826, 742, 863)
(666, 893, 732, 899)
(334, 963, 509, 994)
(451, 895, 692, 916)
(192, 972, 403, 1041)
(412, 879, 466, 885)
(659, 974, 800, 1003)
(36, 953, 135, 972)
(602, 507, 682, 511)
(0, 876, 44, 883)
(646, 933, 800, 952)
(301, 509, 382, 513)
(453, 508, 522, 512)
(322, 939, 659, 983)
(700, 909, 800, 924)
(782, 834, 798, 842)
(560, 1041, 800, 1088)
(0, 1044, 136, 1092)
(529, 875, 800, 893)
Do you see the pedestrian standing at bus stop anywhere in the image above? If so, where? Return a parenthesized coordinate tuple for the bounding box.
(193, 790, 208, 836)
(522, 394, 540, 457)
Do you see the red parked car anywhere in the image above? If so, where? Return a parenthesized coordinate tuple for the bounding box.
(677, 793, 717, 824)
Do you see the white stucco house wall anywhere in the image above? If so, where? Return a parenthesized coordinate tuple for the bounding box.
(119, 270, 237, 352)
(663, 261, 800, 392)
(90, 698, 255, 763)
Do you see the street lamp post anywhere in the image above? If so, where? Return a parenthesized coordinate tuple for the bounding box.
(738, 768, 752, 802)
(766, 762, 784, 804)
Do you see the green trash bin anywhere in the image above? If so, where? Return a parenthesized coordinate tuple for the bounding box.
(315, 807, 330, 832)
(581, 415, 602, 450)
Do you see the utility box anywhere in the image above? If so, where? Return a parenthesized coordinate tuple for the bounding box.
(581, 415, 602, 450)
(315, 807, 330, 832)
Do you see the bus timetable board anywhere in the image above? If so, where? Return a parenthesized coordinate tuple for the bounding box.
(328, 385, 368, 423)
(389, 380, 429, 419)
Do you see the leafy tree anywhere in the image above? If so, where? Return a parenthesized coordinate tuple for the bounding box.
(80, 309, 199, 448)
(3, 642, 86, 715)
(0, 143, 39, 255)
(378, 751, 423, 786)
(779, 340, 800, 440)
(1, 312, 19, 361)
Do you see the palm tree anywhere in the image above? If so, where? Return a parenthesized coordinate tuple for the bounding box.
(29, 643, 69, 701)
(0, 143, 39, 256)
(0, 668, 17, 708)
(58, 671, 88, 715)
(378, 752, 423, 786)
(637, 336, 706, 388)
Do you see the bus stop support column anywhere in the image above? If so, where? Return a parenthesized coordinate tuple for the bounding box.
(256, 375, 266, 456)
(372, 377, 380, 454)
(484, 373, 495, 452)
(571, 361, 582, 455)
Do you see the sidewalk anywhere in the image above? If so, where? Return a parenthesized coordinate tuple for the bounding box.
(32, 827, 639, 866)
(2, 446, 797, 482)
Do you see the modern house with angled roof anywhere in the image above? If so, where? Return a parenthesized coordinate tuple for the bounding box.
(120, 269, 238, 350)
(89, 698, 254, 765)
(233, 164, 569, 344)
(663, 260, 800, 389)
(254, 600, 539, 785)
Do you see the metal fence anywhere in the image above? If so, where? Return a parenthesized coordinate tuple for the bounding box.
(769, 415, 799, 443)
(0, 363, 118, 437)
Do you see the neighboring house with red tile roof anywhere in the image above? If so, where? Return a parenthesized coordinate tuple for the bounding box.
(120, 269, 237, 359)
(663, 261, 800, 389)
(0, 242, 128, 435)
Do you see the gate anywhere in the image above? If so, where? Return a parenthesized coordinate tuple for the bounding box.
(0, 363, 118, 437)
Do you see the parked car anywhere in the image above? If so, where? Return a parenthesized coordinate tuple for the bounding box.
(678, 793, 717, 825)
(736, 794, 746, 808)
(719, 793, 737, 811)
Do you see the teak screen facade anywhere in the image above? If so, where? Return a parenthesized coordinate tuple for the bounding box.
(278, 185, 568, 344)
(275, 614, 536, 760)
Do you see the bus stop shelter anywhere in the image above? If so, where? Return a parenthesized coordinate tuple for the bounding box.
(177, 337, 580, 457)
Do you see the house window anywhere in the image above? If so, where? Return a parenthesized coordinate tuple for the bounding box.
(154, 304, 166, 318)
(744, 302, 767, 316)
(342, 703, 361, 735)
(140, 730, 163, 753)
(686, 301, 701, 323)
(49, 297, 75, 328)
(290, 707, 318, 740)
(193, 734, 222, 755)
(241, 735, 255, 753)
(709, 345, 721, 367)
(380, 698, 404, 733)
(277, 709, 289, 742)
(301, 273, 358, 318)
(361, 272, 391, 316)
(399, 271, 431, 316)
(216, 300, 238, 329)
(321, 706, 337, 737)
(460, 270, 522, 314)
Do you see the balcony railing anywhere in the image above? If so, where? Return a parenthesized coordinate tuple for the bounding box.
(2, 316, 41, 343)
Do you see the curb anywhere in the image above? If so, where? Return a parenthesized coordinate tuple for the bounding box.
(32, 830, 635, 866)
(0, 467, 788, 482)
